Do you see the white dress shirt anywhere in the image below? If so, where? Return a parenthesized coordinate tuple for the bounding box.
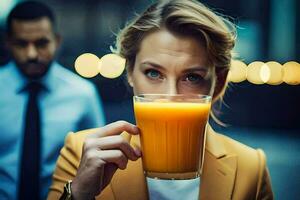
(0, 61, 105, 199)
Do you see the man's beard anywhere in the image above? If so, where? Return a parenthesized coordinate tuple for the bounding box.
(16, 59, 52, 80)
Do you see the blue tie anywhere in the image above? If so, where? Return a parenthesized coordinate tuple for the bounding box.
(18, 82, 43, 200)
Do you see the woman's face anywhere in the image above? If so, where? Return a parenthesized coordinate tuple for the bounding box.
(128, 29, 222, 97)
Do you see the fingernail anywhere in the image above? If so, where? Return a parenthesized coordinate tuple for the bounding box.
(135, 148, 142, 157)
(133, 125, 140, 134)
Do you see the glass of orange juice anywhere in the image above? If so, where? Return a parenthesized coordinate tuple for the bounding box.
(133, 94, 211, 180)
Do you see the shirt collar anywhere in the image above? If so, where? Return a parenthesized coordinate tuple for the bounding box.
(8, 61, 59, 94)
(7, 61, 27, 94)
(40, 61, 59, 93)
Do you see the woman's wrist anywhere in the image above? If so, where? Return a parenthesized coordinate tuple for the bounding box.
(71, 180, 95, 200)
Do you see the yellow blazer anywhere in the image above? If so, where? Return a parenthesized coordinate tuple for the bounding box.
(47, 126, 273, 200)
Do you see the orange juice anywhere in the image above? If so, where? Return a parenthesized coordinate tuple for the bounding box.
(134, 99, 211, 179)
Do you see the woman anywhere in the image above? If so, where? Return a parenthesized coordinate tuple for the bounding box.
(48, 0, 273, 199)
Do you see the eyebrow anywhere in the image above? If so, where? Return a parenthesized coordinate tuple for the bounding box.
(141, 61, 166, 71)
(182, 67, 208, 74)
(141, 61, 208, 73)
(13, 37, 50, 43)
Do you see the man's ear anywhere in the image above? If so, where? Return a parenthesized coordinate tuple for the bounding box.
(213, 68, 229, 99)
(55, 33, 62, 48)
(4, 34, 12, 50)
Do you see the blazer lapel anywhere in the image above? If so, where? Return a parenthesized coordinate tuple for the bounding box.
(200, 127, 237, 200)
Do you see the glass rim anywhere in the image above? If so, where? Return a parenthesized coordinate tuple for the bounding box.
(133, 94, 212, 101)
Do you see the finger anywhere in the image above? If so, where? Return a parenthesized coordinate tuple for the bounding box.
(132, 137, 142, 157)
(133, 146, 142, 157)
(91, 121, 139, 138)
(87, 135, 140, 160)
(99, 150, 129, 170)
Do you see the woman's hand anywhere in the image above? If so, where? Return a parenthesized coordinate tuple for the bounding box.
(71, 121, 141, 200)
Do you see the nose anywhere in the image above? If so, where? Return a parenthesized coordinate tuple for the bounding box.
(26, 44, 38, 60)
(165, 79, 179, 95)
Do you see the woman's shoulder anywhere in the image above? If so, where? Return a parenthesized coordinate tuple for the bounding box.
(212, 130, 273, 199)
(66, 128, 101, 143)
(214, 131, 266, 163)
(207, 127, 262, 158)
(62, 128, 101, 158)
(213, 130, 268, 184)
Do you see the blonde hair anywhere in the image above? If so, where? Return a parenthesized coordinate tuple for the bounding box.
(114, 0, 236, 125)
(115, 0, 235, 72)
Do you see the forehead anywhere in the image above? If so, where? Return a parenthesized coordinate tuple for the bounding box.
(10, 17, 54, 39)
(137, 29, 208, 65)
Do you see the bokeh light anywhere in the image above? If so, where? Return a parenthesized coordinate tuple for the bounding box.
(265, 61, 283, 85)
(228, 60, 247, 83)
(73, 53, 299, 85)
(247, 61, 266, 84)
(74, 53, 100, 78)
(282, 61, 300, 85)
(260, 64, 271, 83)
(98, 54, 126, 79)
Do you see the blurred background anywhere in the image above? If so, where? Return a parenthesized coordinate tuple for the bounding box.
(0, 0, 299, 198)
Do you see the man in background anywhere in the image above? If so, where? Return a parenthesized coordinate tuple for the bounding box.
(0, 1, 105, 199)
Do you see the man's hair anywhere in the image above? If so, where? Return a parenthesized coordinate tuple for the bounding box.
(6, 1, 55, 35)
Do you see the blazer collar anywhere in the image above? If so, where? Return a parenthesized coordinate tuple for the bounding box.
(205, 125, 227, 158)
(108, 126, 237, 200)
(200, 126, 237, 200)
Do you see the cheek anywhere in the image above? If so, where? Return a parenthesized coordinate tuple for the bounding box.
(131, 74, 149, 95)
(40, 44, 56, 59)
(178, 85, 211, 95)
(10, 47, 26, 61)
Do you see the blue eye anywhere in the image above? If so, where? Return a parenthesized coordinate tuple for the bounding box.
(145, 69, 162, 80)
(185, 74, 203, 84)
